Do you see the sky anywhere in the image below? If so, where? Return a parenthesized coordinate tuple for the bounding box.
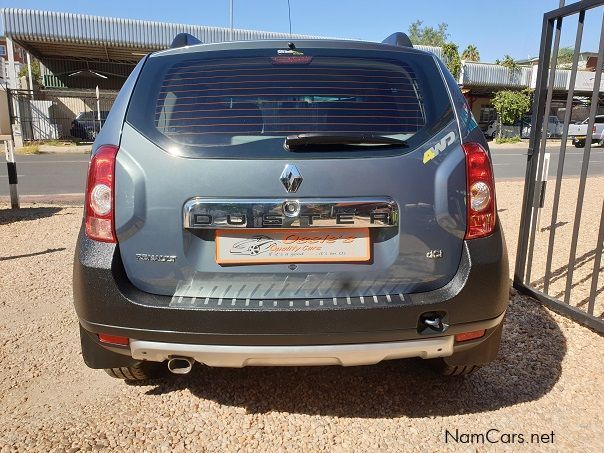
(1, 0, 602, 62)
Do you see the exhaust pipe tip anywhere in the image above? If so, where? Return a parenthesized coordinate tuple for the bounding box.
(167, 356, 194, 375)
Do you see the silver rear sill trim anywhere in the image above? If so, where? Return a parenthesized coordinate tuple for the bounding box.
(129, 336, 454, 367)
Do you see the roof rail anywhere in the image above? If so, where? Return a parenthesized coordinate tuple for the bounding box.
(170, 33, 202, 48)
(381, 32, 413, 48)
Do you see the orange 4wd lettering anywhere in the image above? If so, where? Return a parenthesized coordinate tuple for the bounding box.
(423, 131, 456, 164)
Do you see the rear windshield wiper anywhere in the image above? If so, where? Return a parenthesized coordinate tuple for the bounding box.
(284, 133, 407, 151)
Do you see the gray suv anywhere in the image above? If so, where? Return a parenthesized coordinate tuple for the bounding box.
(73, 33, 509, 381)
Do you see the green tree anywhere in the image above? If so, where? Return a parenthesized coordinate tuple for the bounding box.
(442, 43, 461, 79)
(492, 89, 532, 138)
(497, 55, 519, 72)
(495, 55, 522, 85)
(557, 46, 574, 67)
(18, 59, 43, 88)
(408, 20, 449, 47)
(407, 20, 460, 78)
(461, 44, 480, 61)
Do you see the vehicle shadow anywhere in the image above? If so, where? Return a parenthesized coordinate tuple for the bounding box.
(0, 207, 64, 225)
(140, 295, 566, 418)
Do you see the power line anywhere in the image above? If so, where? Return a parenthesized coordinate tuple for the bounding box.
(287, 0, 292, 37)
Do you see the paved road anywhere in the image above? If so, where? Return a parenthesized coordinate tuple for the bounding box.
(0, 153, 90, 197)
(1, 144, 604, 197)
(490, 142, 604, 180)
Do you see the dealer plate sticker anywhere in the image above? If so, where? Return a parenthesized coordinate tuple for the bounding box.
(215, 228, 370, 264)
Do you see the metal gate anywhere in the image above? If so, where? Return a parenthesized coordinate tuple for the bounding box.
(515, 0, 604, 333)
(7, 89, 117, 143)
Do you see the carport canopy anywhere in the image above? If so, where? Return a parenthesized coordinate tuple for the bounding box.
(0, 8, 323, 89)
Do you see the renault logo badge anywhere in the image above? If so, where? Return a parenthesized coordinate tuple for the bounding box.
(280, 164, 303, 193)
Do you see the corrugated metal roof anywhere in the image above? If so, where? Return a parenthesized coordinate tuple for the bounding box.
(460, 62, 532, 88)
(553, 68, 570, 90)
(0, 8, 325, 48)
(1, 8, 446, 91)
(415, 45, 443, 59)
(2, 8, 446, 56)
(460, 61, 574, 90)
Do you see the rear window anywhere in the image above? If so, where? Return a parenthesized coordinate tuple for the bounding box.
(127, 46, 453, 158)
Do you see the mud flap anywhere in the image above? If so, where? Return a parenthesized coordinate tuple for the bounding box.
(442, 320, 504, 367)
(79, 325, 140, 369)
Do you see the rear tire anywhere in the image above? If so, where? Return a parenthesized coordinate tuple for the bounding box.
(104, 361, 164, 381)
(574, 141, 585, 148)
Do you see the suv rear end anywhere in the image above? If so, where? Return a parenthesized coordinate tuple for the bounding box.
(73, 38, 509, 380)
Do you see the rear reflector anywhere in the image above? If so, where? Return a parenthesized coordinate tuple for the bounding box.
(455, 329, 486, 342)
(85, 145, 118, 242)
(462, 142, 496, 239)
(98, 333, 129, 346)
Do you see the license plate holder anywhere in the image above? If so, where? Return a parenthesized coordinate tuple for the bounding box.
(215, 228, 371, 264)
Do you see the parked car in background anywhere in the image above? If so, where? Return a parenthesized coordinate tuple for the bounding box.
(73, 34, 509, 382)
(547, 115, 563, 137)
(483, 115, 531, 140)
(520, 115, 532, 139)
(70, 111, 109, 141)
(511, 115, 565, 140)
(484, 120, 498, 140)
(568, 115, 604, 148)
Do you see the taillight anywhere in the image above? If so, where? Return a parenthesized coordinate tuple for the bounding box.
(85, 145, 118, 242)
(462, 142, 496, 239)
(593, 125, 597, 134)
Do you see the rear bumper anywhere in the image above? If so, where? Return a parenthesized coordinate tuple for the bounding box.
(132, 336, 455, 367)
(73, 223, 509, 361)
(129, 311, 504, 367)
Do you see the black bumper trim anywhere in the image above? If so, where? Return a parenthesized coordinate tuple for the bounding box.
(73, 223, 509, 346)
(80, 310, 505, 347)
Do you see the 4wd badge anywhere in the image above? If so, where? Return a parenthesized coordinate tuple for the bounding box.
(423, 131, 456, 164)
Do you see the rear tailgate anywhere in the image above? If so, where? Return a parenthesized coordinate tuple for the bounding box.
(114, 41, 467, 300)
(568, 123, 588, 137)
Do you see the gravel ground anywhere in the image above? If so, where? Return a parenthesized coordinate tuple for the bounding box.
(1, 180, 603, 452)
(497, 177, 604, 318)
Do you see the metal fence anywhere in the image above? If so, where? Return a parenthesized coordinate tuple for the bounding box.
(515, 0, 604, 334)
(7, 88, 117, 143)
(1, 58, 23, 87)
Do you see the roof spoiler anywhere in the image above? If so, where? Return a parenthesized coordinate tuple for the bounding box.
(381, 32, 413, 48)
(170, 33, 202, 48)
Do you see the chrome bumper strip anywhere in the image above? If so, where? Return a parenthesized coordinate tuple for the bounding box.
(183, 197, 399, 229)
(129, 336, 454, 367)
